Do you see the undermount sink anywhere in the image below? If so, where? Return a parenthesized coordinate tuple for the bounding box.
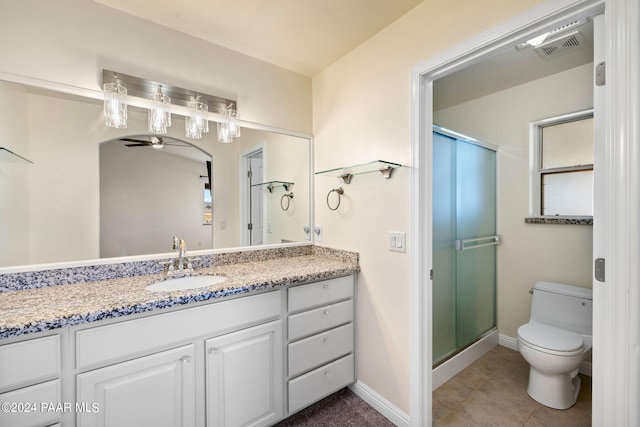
(145, 275, 227, 292)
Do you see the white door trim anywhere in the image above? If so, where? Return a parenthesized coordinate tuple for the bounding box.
(239, 144, 265, 246)
(408, 0, 640, 425)
(595, 1, 640, 425)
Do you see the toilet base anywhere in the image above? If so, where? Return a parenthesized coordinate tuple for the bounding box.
(527, 366, 581, 410)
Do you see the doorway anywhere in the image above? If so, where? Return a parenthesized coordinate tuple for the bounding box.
(408, 2, 622, 426)
(240, 147, 264, 246)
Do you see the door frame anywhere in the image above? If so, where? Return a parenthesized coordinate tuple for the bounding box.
(410, 0, 640, 425)
(239, 144, 265, 246)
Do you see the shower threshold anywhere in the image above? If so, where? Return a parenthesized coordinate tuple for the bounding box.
(432, 328, 498, 390)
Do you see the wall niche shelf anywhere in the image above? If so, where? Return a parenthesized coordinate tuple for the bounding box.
(252, 180, 294, 192)
(315, 160, 403, 184)
(0, 147, 33, 164)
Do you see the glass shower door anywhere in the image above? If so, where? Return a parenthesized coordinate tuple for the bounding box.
(432, 131, 497, 365)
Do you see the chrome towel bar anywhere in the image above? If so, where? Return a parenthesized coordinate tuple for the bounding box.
(455, 235, 501, 251)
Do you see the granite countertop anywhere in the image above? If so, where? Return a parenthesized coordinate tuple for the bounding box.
(0, 247, 359, 340)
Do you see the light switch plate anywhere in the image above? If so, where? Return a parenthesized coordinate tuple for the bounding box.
(389, 231, 406, 253)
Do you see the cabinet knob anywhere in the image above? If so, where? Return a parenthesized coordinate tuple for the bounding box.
(323, 310, 330, 316)
(324, 370, 332, 378)
(323, 284, 329, 289)
(180, 355, 191, 363)
(323, 337, 330, 344)
(208, 348, 218, 355)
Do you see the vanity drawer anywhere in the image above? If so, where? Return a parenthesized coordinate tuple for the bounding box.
(76, 290, 280, 369)
(0, 379, 61, 427)
(288, 323, 353, 378)
(288, 300, 353, 341)
(288, 276, 353, 313)
(0, 335, 60, 390)
(288, 354, 354, 414)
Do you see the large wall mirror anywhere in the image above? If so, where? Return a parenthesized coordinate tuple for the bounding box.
(0, 80, 311, 268)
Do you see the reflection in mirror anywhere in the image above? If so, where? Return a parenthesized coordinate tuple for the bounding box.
(0, 80, 311, 268)
(100, 136, 213, 258)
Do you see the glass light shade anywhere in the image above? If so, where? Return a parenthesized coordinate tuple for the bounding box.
(227, 108, 241, 138)
(148, 90, 171, 134)
(217, 121, 233, 143)
(185, 99, 209, 139)
(103, 82, 127, 128)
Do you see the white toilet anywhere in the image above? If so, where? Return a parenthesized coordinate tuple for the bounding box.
(517, 281, 592, 410)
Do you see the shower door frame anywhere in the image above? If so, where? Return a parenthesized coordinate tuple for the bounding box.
(409, 0, 640, 426)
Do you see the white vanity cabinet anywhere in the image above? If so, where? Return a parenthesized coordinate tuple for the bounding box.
(0, 334, 62, 427)
(205, 320, 283, 427)
(286, 275, 355, 414)
(77, 345, 195, 427)
(0, 272, 357, 426)
(73, 290, 282, 427)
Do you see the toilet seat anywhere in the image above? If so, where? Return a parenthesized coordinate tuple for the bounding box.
(518, 320, 584, 356)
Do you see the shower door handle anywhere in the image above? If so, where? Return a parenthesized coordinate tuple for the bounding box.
(455, 235, 501, 251)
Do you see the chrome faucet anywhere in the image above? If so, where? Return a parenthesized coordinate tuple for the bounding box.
(173, 236, 186, 271)
(166, 236, 195, 277)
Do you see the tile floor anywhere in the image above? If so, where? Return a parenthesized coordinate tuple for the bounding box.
(433, 346, 592, 426)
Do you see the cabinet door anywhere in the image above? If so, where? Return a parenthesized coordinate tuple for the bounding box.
(206, 321, 283, 427)
(77, 345, 195, 427)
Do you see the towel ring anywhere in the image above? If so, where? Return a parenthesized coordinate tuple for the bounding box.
(326, 187, 344, 211)
(281, 192, 294, 211)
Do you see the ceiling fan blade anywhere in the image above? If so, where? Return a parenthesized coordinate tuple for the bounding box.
(124, 143, 150, 147)
(120, 137, 149, 144)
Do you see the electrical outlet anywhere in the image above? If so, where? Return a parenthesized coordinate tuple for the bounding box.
(389, 231, 406, 253)
(314, 225, 323, 242)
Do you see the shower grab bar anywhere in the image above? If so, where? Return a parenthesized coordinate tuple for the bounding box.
(455, 235, 501, 251)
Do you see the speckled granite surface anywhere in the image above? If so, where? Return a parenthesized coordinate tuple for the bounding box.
(0, 246, 359, 339)
(0, 245, 320, 293)
(525, 217, 593, 225)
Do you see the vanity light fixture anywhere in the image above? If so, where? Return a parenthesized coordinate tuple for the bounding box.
(185, 96, 209, 139)
(148, 86, 171, 134)
(102, 70, 238, 140)
(103, 78, 127, 128)
(217, 104, 241, 143)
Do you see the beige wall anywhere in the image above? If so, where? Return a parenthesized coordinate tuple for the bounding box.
(312, 0, 543, 414)
(0, 0, 311, 134)
(435, 63, 594, 339)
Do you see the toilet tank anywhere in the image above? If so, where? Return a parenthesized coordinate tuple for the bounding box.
(530, 281, 593, 335)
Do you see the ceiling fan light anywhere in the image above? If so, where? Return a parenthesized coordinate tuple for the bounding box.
(103, 81, 127, 128)
(148, 87, 171, 134)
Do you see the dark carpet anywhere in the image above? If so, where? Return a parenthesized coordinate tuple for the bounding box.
(274, 388, 394, 426)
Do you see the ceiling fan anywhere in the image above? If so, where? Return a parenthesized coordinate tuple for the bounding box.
(121, 136, 190, 149)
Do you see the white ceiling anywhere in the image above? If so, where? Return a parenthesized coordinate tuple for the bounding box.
(93, 0, 424, 77)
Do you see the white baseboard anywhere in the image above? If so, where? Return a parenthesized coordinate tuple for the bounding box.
(499, 333, 592, 376)
(349, 381, 410, 427)
(499, 333, 518, 350)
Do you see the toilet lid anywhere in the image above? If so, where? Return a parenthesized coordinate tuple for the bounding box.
(518, 321, 583, 352)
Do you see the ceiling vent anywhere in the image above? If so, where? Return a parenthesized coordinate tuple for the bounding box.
(535, 30, 585, 58)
